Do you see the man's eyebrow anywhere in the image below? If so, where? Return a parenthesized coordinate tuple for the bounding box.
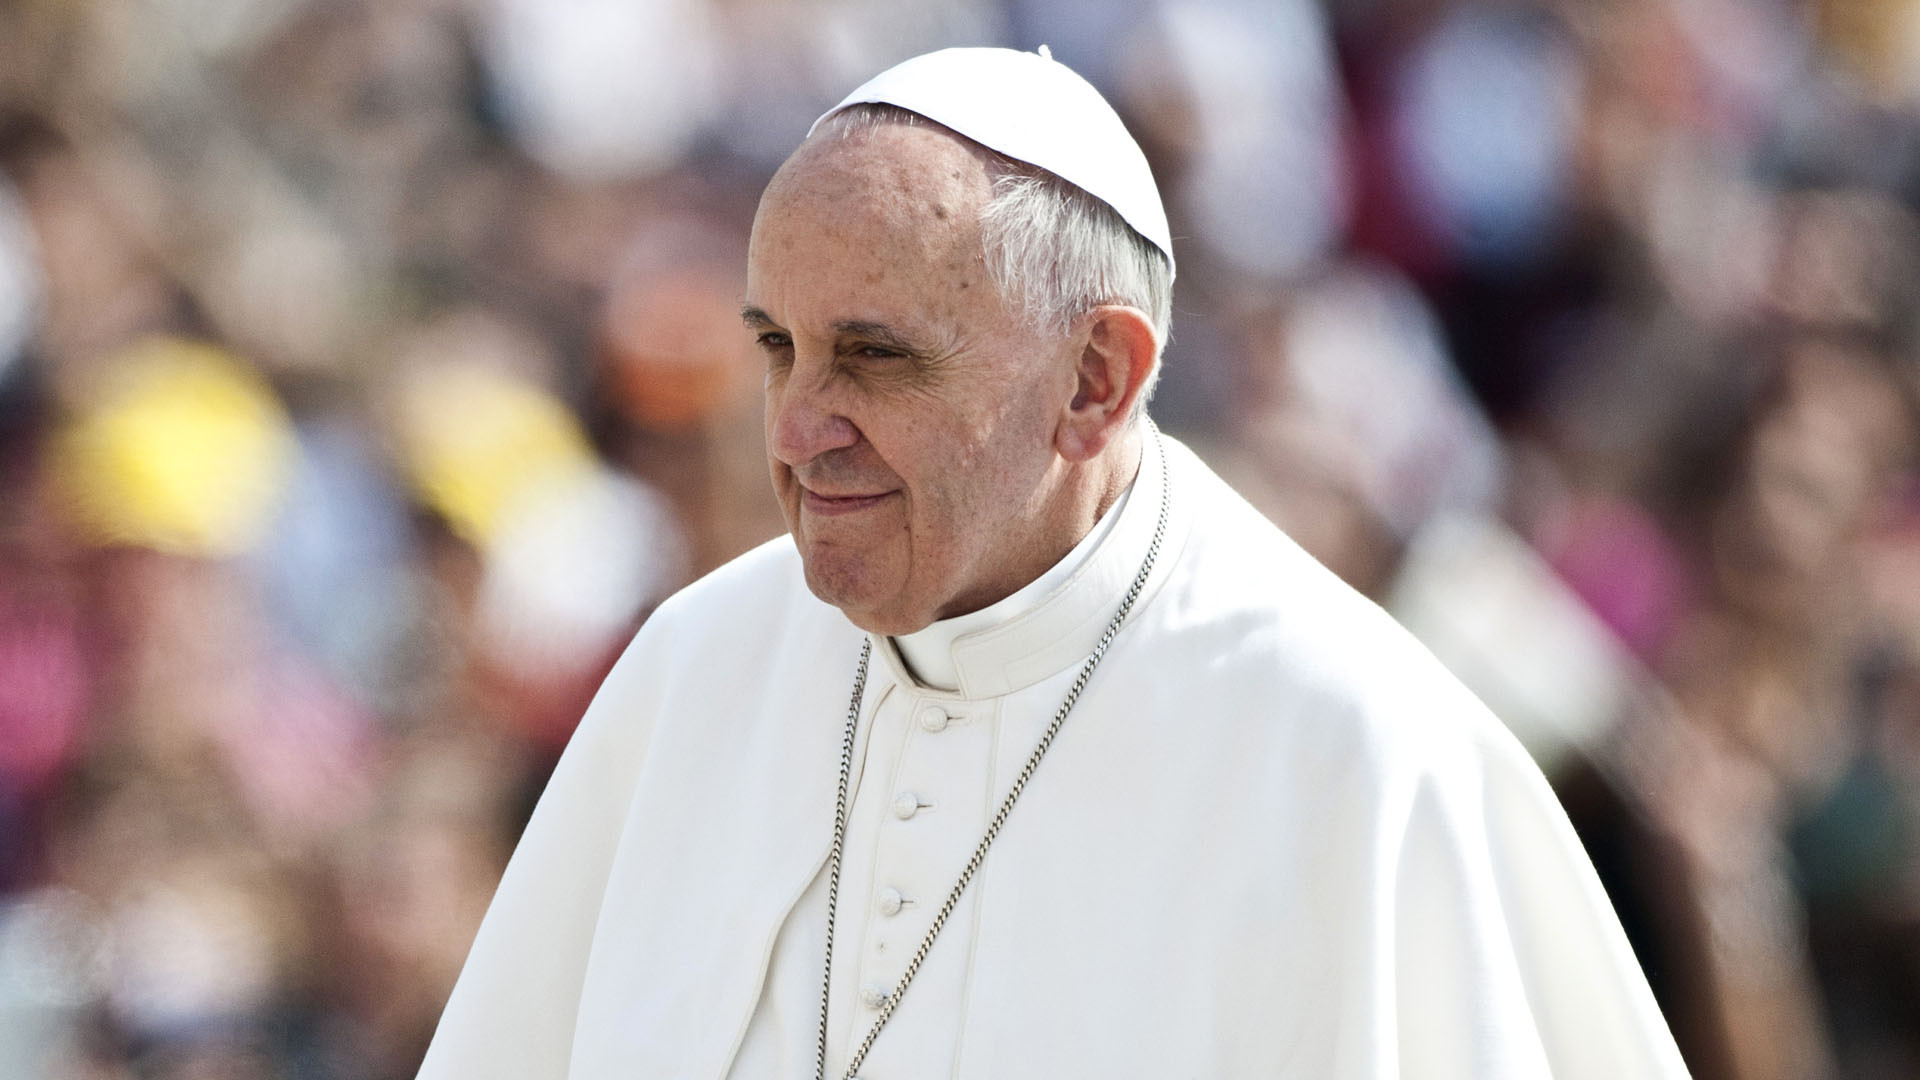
(740, 309, 928, 354)
(833, 320, 924, 353)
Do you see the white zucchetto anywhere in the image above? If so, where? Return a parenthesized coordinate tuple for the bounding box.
(810, 46, 1175, 275)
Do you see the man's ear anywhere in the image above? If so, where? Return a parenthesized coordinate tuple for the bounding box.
(1056, 305, 1158, 462)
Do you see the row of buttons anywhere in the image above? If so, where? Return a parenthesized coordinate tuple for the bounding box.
(844, 700, 959, 1067)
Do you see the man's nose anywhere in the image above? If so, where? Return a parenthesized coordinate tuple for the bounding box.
(768, 373, 859, 468)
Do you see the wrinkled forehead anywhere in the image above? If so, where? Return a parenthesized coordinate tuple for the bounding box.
(752, 122, 996, 255)
(745, 123, 1027, 348)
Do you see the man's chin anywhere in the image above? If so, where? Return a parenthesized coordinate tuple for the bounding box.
(797, 551, 926, 636)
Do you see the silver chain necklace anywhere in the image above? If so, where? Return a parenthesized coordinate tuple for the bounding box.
(813, 435, 1171, 1080)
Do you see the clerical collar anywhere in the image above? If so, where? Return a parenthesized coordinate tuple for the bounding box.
(894, 484, 1131, 692)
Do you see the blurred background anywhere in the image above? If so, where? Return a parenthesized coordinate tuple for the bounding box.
(1, 0, 1919, 1077)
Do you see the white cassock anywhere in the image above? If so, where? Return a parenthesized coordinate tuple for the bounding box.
(418, 433, 1691, 1079)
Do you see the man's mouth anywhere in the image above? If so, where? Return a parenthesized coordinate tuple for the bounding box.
(799, 486, 895, 516)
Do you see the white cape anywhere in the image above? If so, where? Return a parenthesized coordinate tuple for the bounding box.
(420, 435, 1690, 1079)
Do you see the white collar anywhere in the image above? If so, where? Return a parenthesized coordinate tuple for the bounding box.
(874, 431, 1170, 700)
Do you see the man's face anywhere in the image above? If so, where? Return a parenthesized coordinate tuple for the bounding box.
(745, 122, 1077, 635)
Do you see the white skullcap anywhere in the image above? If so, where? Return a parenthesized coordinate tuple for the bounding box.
(811, 46, 1175, 275)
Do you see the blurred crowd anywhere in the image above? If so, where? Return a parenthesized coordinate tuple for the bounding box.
(2, 0, 1919, 1077)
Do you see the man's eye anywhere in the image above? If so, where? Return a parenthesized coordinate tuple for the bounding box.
(756, 332, 792, 350)
(857, 346, 900, 360)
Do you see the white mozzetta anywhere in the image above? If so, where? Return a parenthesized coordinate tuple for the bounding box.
(419, 433, 1689, 1080)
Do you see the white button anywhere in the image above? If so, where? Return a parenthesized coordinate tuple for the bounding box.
(860, 982, 890, 1009)
(891, 792, 922, 820)
(876, 887, 904, 916)
(917, 705, 949, 732)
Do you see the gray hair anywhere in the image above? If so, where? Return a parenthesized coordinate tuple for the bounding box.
(816, 104, 1173, 410)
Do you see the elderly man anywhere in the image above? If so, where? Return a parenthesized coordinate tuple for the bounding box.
(420, 48, 1689, 1080)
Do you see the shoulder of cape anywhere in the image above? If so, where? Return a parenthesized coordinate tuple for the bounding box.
(560, 531, 846, 757)
(591, 531, 856, 707)
(1155, 439, 1519, 775)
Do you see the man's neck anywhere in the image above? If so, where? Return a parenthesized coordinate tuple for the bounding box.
(938, 427, 1144, 620)
(895, 472, 1133, 691)
(893, 428, 1144, 690)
